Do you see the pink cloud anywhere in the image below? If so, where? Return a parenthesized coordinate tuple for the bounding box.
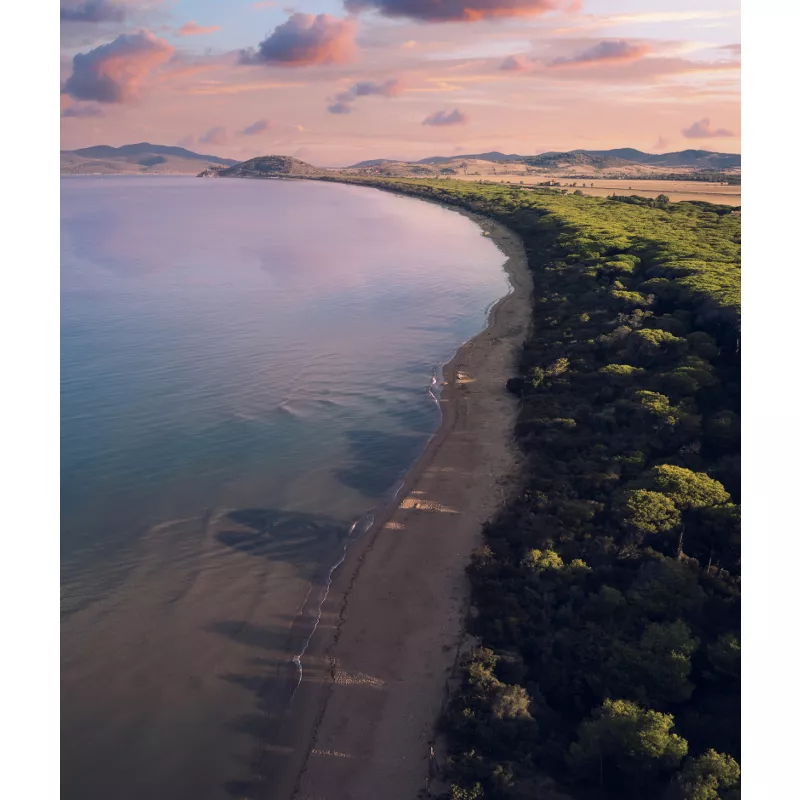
(176, 21, 221, 37)
(199, 126, 229, 145)
(344, 1, 574, 22)
(240, 13, 357, 67)
(63, 31, 174, 103)
(499, 55, 528, 71)
(329, 101, 354, 114)
(240, 118, 272, 135)
(61, 101, 104, 118)
(550, 40, 650, 67)
(349, 79, 404, 99)
(653, 136, 669, 152)
(327, 78, 404, 113)
(682, 117, 735, 139)
(422, 108, 468, 126)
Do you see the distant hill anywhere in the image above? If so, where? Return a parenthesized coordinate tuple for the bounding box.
(579, 148, 741, 169)
(70, 143, 240, 166)
(348, 148, 740, 172)
(416, 151, 524, 165)
(349, 158, 399, 169)
(350, 152, 523, 168)
(61, 142, 239, 175)
(217, 155, 331, 178)
(650, 150, 741, 169)
(523, 151, 634, 170)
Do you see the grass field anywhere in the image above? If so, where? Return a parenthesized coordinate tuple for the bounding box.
(451, 175, 741, 206)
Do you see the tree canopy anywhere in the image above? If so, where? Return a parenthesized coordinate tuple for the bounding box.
(613, 489, 681, 540)
(567, 699, 688, 785)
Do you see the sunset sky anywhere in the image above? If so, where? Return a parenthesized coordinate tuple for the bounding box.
(59, 0, 741, 166)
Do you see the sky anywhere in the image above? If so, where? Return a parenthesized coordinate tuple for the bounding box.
(59, 0, 741, 166)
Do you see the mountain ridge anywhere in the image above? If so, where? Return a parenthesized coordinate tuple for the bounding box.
(350, 148, 740, 170)
(60, 142, 240, 174)
(65, 142, 240, 166)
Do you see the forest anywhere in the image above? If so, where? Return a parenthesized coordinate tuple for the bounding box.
(321, 176, 742, 800)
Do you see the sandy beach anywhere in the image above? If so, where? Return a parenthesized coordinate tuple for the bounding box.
(275, 209, 532, 800)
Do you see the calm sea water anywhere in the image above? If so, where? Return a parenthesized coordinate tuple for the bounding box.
(60, 176, 508, 799)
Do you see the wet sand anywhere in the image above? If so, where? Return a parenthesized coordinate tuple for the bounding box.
(280, 210, 532, 799)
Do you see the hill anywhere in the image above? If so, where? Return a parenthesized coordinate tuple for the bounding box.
(60, 142, 239, 175)
(346, 148, 740, 174)
(523, 151, 634, 170)
(416, 151, 524, 165)
(348, 158, 398, 169)
(580, 148, 741, 169)
(217, 155, 331, 178)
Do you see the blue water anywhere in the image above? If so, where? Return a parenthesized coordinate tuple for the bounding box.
(61, 176, 509, 799)
(61, 176, 507, 600)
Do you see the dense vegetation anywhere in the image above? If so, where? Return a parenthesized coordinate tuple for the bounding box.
(323, 177, 742, 799)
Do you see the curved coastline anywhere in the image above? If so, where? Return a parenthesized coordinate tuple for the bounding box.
(286, 204, 517, 694)
(256, 189, 533, 800)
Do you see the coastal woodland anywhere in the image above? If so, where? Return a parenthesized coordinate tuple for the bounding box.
(323, 177, 741, 800)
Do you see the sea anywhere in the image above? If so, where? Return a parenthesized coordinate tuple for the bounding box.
(60, 175, 509, 799)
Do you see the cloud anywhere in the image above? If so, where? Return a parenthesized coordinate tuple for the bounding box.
(177, 21, 221, 37)
(60, 1, 126, 22)
(199, 126, 229, 145)
(653, 136, 669, 152)
(240, 118, 272, 135)
(550, 40, 649, 67)
(327, 77, 404, 113)
(328, 101, 354, 114)
(63, 31, 174, 103)
(240, 13, 357, 67)
(344, 79, 404, 99)
(682, 117, 735, 139)
(422, 108, 468, 126)
(344, 0, 572, 22)
(186, 79, 302, 96)
(568, 10, 739, 30)
(61, 101, 104, 118)
(499, 55, 528, 71)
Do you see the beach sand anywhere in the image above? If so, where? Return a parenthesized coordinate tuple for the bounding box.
(277, 211, 532, 800)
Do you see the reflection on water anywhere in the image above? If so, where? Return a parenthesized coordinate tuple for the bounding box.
(60, 176, 508, 799)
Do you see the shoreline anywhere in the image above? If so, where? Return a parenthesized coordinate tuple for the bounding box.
(264, 196, 533, 799)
